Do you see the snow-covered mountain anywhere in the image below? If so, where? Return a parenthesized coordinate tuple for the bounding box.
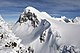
(52, 16, 72, 23)
(12, 6, 62, 53)
(73, 17, 80, 24)
(12, 6, 80, 53)
(0, 6, 80, 53)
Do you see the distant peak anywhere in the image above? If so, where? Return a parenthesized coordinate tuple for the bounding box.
(0, 15, 4, 22)
(61, 16, 66, 19)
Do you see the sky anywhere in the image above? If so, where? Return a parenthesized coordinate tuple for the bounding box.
(0, 0, 80, 23)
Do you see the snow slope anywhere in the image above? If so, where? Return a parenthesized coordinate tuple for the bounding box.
(11, 6, 80, 53)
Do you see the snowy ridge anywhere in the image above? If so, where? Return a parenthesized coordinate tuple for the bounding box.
(73, 17, 80, 24)
(0, 6, 80, 53)
(53, 16, 72, 23)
